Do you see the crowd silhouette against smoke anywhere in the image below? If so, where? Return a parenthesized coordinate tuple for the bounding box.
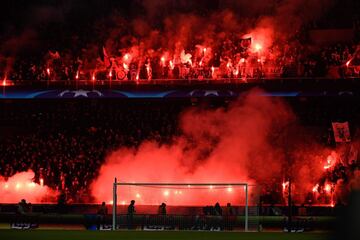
(0, 91, 359, 205)
(0, 0, 360, 207)
(1, 0, 360, 83)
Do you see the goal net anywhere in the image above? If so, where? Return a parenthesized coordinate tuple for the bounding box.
(111, 179, 260, 232)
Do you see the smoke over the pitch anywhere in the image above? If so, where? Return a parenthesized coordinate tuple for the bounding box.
(0, 171, 55, 203)
(91, 90, 328, 205)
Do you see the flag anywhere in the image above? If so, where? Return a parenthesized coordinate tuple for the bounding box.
(48, 51, 60, 59)
(332, 122, 351, 143)
(103, 46, 109, 59)
(102, 46, 111, 67)
(240, 38, 252, 49)
(348, 144, 358, 163)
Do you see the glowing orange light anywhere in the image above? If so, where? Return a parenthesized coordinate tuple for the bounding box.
(16, 183, 21, 190)
(124, 54, 130, 61)
(282, 181, 289, 191)
(169, 60, 174, 70)
(92, 74, 96, 81)
(312, 184, 319, 193)
(123, 63, 129, 71)
(227, 187, 233, 192)
(4, 184, 9, 189)
(40, 178, 44, 187)
(161, 56, 166, 64)
(47, 68, 51, 75)
(203, 48, 207, 53)
(121, 201, 126, 205)
(346, 60, 351, 67)
(255, 44, 262, 51)
(163, 190, 169, 196)
(109, 71, 112, 78)
(240, 58, 246, 63)
(136, 193, 141, 198)
(324, 154, 336, 170)
(2, 79, 6, 87)
(325, 184, 331, 193)
(209, 185, 213, 189)
(75, 71, 79, 80)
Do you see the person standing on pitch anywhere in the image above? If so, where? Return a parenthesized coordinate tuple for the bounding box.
(127, 200, 136, 229)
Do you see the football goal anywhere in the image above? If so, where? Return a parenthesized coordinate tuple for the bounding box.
(112, 178, 260, 232)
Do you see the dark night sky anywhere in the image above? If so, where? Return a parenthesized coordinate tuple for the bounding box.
(0, 0, 357, 56)
(0, 0, 356, 33)
(0, 0, 226, 36)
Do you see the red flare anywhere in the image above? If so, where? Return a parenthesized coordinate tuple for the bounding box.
(346, 60, 351, 67)
(312, 184, 319, 193)
(325, 184, 331, 193)
(255, 44, 262, 52)
(169, 60, 174, 70)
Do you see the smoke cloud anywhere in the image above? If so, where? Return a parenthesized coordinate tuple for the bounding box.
(0, 171, 55, 203)
(91, 90, 329, 205)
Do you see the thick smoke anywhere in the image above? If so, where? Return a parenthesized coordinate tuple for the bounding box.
(0, 171, 55, 203)
(135, 0, 335, 43)
(91, 90, 329, 205)
(0, 0, 336, 76)
(0, 2, 68, 77)
(91, 0, 335, 75)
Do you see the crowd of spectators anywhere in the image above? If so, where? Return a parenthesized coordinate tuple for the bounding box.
(2, 40, 360, 84)
(0, 100, 184, 202)
(0, 98, 359, 204)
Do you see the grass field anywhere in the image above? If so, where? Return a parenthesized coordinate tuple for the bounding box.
(0, 230, 329, 240)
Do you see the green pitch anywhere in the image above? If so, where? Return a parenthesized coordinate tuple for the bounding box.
(0, 230, 328, 240)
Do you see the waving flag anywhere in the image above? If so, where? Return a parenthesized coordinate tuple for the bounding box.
(332, 122, 351, 143)
(240, 38, 252, 49)
(102, 46, 111, 67)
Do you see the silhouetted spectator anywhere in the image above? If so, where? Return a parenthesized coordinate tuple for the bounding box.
(158, 203, 167, 215)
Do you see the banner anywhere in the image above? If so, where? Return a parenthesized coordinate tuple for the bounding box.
(240, 38, 252, 49)
(332, 122, 351, 143)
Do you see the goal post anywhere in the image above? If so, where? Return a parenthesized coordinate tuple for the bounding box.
(112, 178, 252, 232)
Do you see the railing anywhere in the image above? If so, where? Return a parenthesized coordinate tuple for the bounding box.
(117, 214, 246, 231)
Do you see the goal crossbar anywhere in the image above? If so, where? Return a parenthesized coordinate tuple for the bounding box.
(115, 183, 249, 186)
(112, 178, 249, 231)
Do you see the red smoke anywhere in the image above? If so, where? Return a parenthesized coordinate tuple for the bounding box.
(1, 90, 356, 205)
(91, 90, 330, 205)
(0, 171, 55, 203)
